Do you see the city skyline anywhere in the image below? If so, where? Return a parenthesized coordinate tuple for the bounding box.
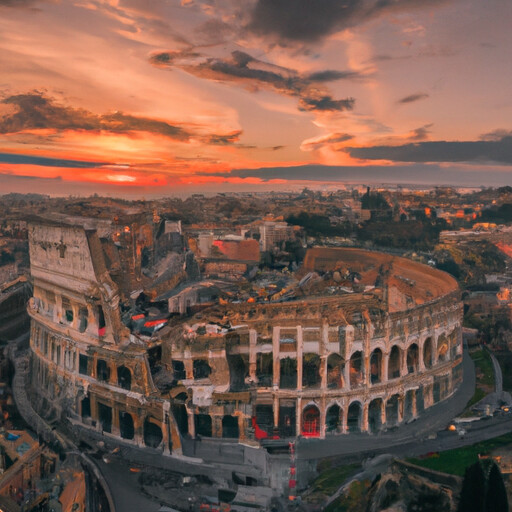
(1, 0, 512, 196)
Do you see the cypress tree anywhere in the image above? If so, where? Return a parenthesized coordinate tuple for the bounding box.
(484, 462, 508, 512)
(458, 462, 485, 512)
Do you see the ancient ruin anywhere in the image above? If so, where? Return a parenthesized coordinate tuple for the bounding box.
(26, 217, 463, 468)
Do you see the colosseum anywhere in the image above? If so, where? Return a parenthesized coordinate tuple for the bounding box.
(26, 217, 463, 463)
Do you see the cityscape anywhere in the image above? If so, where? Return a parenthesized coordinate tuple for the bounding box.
(1, 0, 512, 511)
(0, 188, 511, 510)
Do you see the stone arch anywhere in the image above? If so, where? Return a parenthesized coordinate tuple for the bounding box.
(386, 394, 400, 427)
(171, 392, 189, 436)
(227, 354, 248, 391)
(119, 411, 135, 440)
(280, 357, 297, 389)
(437, 334, 449, 362)
(448, 329, 458, 359)
(406, 344, 419, 374)
(370, 348, 383, 384)
(388, 345, 402, 379)
(193, 359, 212, 379)
(368, 398, 384, 433)
(144, 417, 163, 448)
(81, 396, 91, 419)
(325, 404, 342, 433)
(222, 415, 239, 439)
(195, 413, 212, 437)
(96, 359, 110, 382)
(327, 354, 345, 389)
(256, 352, 273, 387)
(404, 389, 415, 422)
(302, 404, 320, 437)
(117, 365, 131, 390)
(347, 401, 362, 433)
(98, 402, 112, 433)
(349, 351, 364, 388)
(302, 353, 321, 389)
(423, 337, 433, 369)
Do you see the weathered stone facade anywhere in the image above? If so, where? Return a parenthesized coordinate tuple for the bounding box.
(26, 219, 462, 461)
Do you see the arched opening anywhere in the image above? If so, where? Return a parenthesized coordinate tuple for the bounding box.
(119, 411, 134, 440)
(279, 401, 296, 437)
(370, 349, 383, 384)
(117, 365, 131, 390)
(227, 354, 248, 391)
(325, 404, 342, 433)
(437, 335, 449, 362)
(193, 359, 211, 379)
(171, 392, 189, 436)
(404, 390, 415, 422)
(349, 352, 364, 388)
(347, 402, 362, 433)
(222, 415, 240, 439)
(97, 305, 106, 336)
(302, 405, 320, 437)
(256, 353, 273, 387)
(81, 396, 90, 419)
(407, 344, 419, 374)
(254, 405, 273, 438)
(302, 353, 321, 389)
(327, 354, 345, 389)
(368, 399, 383, 434)
(96, 359, 110, 382)
(388, 346, 401, 379)
(172, 360, 186, 381)
(98, 403, 112, 433)
(194, 414, 212, 437)
(423, 338, 433, 369)
(386, 395, 400, 427)
(449, 330, 458, 359)
(144, 418, 163, 448)
(280, 357, 297, 389)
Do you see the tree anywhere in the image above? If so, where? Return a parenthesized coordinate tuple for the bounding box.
(458, 462, 485, 512)
(485, 462, 508, 512)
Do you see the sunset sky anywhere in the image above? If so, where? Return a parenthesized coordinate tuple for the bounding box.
(1, 0, 512, 196)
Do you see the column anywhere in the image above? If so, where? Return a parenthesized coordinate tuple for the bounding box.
(381, 400, 386, 427)
(343, 362, 351, 391)
(320, 356, 328, 390)
(418, 341, 426, 372)
(296, 326, 303, 391)
(341, 400, 348, 433)
(400, 349, 408, 376)
(382, 353, 389, 382)
(273, 394, 279, 432)
(249, 329, 257, 382)
(296, 397, 302, 437)
(111, 405, 120, 437)
(362, 403, 369, 432)
(398, 396, 404, 424)
(319, 397, 326, 439)
(187, 410, 196, 438)
(411, 390, 417, 417)
(272, 327, 280, 388)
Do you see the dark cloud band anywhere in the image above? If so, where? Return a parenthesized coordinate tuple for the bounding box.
(345, 136, 512, 164)
(150, 50, 356, 113)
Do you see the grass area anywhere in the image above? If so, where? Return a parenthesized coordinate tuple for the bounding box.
(303, 462, 360, 504)
(324, 479, 371, 512)
(408, 432, 512, 476)
(463, 349, 495, 411)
